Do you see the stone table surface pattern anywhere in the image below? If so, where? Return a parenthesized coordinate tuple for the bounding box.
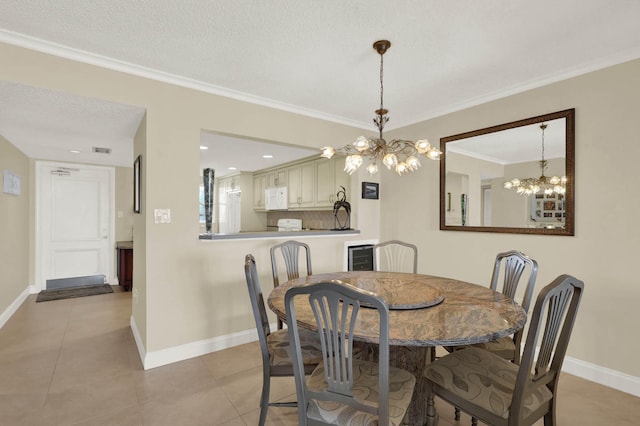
(268, 271, 526, 347)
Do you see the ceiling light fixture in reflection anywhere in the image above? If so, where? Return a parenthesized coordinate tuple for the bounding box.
(503, 123, 567, 195)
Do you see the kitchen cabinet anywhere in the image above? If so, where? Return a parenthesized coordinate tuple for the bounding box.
(252, 157, 350, 211)
(267, 168, 287, 187)
(253, 168, 287, 210)
(315, 157, 350, 208)
(287, 162, 315, 208)
(219, 175, 239, 193)
(253, 173, 266, 209)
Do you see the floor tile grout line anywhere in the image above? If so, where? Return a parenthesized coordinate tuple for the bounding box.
(44, 297, 77, 400)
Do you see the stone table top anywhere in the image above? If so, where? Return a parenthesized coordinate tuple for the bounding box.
(268, 271, 527, 347)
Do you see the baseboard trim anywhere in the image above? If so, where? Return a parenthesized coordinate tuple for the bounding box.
(0, 287, 31, 329)
(128, 322, 640, 398)
(130, 318, 267, 370)
(129, 315, 147, 368)
(563, 355, 640, 398)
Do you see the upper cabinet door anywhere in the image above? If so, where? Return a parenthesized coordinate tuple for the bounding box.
(253, 173, 266, 209)
(288, 162, 315, 208)
(315, 158, 334, 207)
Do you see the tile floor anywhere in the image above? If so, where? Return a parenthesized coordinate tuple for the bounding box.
(1, 288, 638, 425)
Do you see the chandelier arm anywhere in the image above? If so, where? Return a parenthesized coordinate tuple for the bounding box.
(387, 139, 422, 156)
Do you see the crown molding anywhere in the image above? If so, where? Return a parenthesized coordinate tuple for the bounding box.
(0, 29, 371, 131)
(3, 29, 640, 133)
(396, 46, 640, 129)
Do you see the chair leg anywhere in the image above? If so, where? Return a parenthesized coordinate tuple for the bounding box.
(544, 407, 556, 425)
(426, 391, 437, 426)
(471, 417, 478, 426)
(454, 406, 460, 420)
(258, 370, 270, 426)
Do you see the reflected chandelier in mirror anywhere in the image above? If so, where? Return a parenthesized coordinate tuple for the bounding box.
(440, 109, 575, 236)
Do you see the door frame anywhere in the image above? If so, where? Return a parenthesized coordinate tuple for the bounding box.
(34, 161, 115, 292)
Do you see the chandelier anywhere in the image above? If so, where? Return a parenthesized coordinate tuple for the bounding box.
(503, 123, 567, 195)
(321, 40, 441, 175)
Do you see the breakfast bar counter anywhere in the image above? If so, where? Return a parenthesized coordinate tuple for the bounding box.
(199, 229, 360, 240)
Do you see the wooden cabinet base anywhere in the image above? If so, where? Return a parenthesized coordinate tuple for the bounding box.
(117, 247, 133, 291)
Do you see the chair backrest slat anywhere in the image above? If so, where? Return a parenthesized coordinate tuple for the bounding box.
(270, 240, 312, 288)
(373, 240, 418, 274)
(535, 284, 575, 375)
(490, 250, 538, 313)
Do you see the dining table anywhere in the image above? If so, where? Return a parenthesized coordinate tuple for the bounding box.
(267, 270, 528, 425)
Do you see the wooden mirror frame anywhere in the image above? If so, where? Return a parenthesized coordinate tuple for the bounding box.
(439, 109, 575, 236)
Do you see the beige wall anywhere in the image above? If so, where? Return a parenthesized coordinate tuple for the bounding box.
(384, 58, 640, 377)
(0, 42, 367, 357)
(115, 166, 134, 243)
(0, 135, 30, 314)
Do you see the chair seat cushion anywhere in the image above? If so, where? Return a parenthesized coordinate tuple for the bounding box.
(445, 336, 516, 360)
(305, 359, 416, 425)
(424, 347, 552, 419)
(267, 328, 323, 367)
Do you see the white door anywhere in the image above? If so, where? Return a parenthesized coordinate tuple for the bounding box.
(37, 162, 114, 290)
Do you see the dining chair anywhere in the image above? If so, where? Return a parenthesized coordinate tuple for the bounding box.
(447, 250, 538, 362)
(446, 250, 538, 422)
(285, 281, 417, 426)
(244, 254, 322, 426)
(270, 240, 312, 329)
(424, 274, 584, 426)
(373, 240, 418, 273)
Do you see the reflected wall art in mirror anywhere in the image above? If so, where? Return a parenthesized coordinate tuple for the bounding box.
(440, 109, 574, 235)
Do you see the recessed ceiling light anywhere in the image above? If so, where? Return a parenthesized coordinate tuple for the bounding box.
(69, 150, 81, 154)
(263, 154, 273, 158)
(200, 146, 209, 150)
(228, 167, 237, 170)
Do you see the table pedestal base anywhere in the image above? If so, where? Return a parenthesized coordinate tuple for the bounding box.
(354, 342, 432, 425)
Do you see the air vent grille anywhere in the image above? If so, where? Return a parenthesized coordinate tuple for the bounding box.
(92, 147, 112, 154)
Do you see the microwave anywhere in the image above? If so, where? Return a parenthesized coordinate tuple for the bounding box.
(265, 186, 288, 210)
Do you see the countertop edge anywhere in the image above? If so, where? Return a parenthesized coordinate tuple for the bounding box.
(199, 229, 360, 240)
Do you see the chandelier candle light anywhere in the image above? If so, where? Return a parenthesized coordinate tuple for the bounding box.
(321, 40, 441, 175)
(503, 123, 567, 195)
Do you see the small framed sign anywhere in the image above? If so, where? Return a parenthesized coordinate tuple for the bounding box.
(3, 170, 21, 195)
(362, 182, 379, 200)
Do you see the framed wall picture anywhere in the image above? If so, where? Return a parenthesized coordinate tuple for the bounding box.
(530, 192, 564, 223)
(362, 182, 379, 199)
(3, 170, 21, 195)
(134, 155, 141, 213)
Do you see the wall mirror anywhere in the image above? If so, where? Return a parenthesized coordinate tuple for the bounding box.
(440, 109, 574, 235)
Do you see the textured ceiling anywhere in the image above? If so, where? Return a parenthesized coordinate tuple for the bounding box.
(0, 81, 145, 167)
(1, 1, 640, 168)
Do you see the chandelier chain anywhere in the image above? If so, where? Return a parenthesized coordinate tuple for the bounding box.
(379, 51, 384, 116)
(541, 124, 546, 162)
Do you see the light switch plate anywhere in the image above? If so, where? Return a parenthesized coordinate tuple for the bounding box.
(154, 208, 171, 224)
